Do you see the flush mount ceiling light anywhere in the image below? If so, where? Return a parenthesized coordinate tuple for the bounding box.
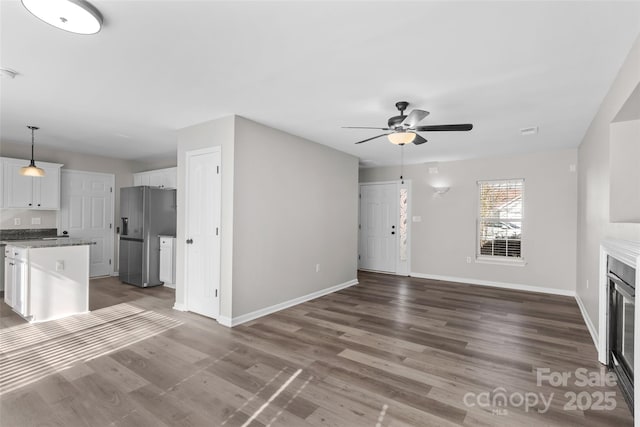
(388, 132, 416, 145)
(22, 0, 103, 35)
(20, 126, 46, 177)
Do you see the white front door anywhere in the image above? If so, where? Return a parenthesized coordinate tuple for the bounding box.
(59, 170, 114, 277)
(185, 147, 221, 319)
(359, 183, 398, 273)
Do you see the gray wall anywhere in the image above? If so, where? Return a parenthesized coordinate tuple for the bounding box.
(360, 148, 578, 293)
(577, 35, 640, 331)
(176, 116, 236, 318)
(1, 140, 138, 231)
(175, 115, 359, 321)
(232, 116, 359, 317)
(1, 141, 141, 274)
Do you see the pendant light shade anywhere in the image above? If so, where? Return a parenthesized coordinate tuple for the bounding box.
(20, 126, 46, 177)
(21, 0, 103, 35)
(388, 132, 416, 145)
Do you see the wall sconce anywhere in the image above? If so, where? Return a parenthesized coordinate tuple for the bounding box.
(432, 186, 450, 196)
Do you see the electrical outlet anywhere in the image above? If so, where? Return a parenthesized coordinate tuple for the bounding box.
(14, 218, 21, 226)
(316, 264, 320, 273)
(31, 217, 41, 225)
(466, 256, 472, 264)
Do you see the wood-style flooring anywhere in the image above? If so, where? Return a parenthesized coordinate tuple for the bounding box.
(0, 271, 633, 426)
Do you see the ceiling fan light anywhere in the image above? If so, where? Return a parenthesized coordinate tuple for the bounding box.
(22, 0, 103, 35)
(388, 132, 416, 145)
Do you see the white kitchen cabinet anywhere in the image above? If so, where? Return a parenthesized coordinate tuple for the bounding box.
(159, 235, 176, 288)
(4, 241, 90, 322)
(1, 157, 63, 210)
(133, 167, 177, 189)
(4, 247, 14, 308)
(4, 245, 28, 315)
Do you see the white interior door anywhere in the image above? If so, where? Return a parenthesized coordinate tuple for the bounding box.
(59, 170, 114, 277)
(185, 147, 221, 319)
(359, 182, 398, 273)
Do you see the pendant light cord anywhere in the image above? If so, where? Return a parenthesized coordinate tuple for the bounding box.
(31, 127, 35, 163)
(400, 144, 405, 184)
(27, 125, 39, 166)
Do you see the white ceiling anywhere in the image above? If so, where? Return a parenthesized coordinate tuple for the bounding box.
(1, 1, 640, 166)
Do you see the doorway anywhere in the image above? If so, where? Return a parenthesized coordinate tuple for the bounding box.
(58, 170, 115, 277)
(184, 147, 221, 319)
(358, 180, 410, 275)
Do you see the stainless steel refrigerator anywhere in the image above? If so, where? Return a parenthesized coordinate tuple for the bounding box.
(119, 186, 176, 287)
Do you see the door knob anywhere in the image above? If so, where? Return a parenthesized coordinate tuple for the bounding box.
(186, 238, 194, 244)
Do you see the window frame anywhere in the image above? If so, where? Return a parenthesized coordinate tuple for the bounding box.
(476, 178, 525, 265)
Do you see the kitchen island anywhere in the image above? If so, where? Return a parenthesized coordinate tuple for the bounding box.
(3, 238, 92, 323)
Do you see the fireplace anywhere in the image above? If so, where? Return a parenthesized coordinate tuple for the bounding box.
(599, 239, 640, 417)
(608, 255, 636, 412)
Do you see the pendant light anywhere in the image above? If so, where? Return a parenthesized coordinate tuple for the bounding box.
(20, 126, 46, 177)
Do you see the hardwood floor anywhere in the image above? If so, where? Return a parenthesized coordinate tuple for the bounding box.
(0, 272, 633, 426)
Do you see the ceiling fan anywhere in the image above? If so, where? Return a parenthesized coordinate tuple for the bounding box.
(344, 101, 473, 145)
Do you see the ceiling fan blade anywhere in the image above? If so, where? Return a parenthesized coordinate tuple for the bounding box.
(416, 124, 473, 132)
(402, 109, 429, 128)
(354, 133, 391, 144)
(342, 126, 391, 130)
(412, 133, 427, 145)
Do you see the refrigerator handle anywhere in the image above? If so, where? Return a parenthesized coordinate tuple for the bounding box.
(122, 217, 128, 236)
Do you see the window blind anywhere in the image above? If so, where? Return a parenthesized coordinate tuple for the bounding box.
(478, 179, 523, 258)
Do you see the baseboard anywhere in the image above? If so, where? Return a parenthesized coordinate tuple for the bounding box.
(575, 293, 599, 349)
(163, 283, 176, 289)
(226, 278, 358, 327)
(111, 271, 119, 277)
(217, 316, 232, 327)
(172, 302, 187, 311)
(410, 272, 576, 297)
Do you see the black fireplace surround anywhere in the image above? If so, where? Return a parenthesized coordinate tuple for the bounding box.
(609, 255, 636, 414)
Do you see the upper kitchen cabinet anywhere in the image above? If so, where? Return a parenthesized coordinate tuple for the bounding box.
(133, 167, 177, 189)
(1, 157, 63, 210)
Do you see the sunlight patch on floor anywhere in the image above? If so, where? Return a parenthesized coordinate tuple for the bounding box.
(0, 303, 182, 395)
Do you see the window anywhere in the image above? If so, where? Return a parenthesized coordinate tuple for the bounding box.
(478, 179, 523, 259)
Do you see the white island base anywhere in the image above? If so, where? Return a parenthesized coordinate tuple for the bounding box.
(5, 241, 90, 323)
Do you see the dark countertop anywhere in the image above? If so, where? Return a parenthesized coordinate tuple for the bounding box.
(0, 228, 64, 247)
(3, 238, 94, 249)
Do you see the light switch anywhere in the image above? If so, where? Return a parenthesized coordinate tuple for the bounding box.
(14, 218, 21, 226)
(56, 260, 65, 271)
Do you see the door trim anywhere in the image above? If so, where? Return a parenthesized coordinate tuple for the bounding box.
(184, 146, 221, 318)
(57, 169, 116, 277)
(358, 179, 411, 276)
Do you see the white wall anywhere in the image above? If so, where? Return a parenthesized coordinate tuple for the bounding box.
(232, 116, 359, 317)
(360, 148, 578, 294)
(577, 35, 640, 333)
